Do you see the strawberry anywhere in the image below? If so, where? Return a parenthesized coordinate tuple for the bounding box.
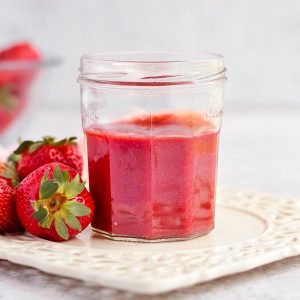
(0, 42, 40, 61)
(0, 42, 41, 132)
(16, 163, 94, 241)
(0, 171, 23, 233)
(13, 136, 83, 178)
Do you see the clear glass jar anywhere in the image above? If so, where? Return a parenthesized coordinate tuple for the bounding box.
(78, 52, 226, 242)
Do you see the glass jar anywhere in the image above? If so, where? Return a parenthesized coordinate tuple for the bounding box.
(78, 52, 226, 242)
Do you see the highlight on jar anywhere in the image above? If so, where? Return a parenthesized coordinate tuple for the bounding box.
(78, 52, 226, 242)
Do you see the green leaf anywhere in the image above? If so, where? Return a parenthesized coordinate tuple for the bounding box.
(53, 165, 63, 184)
(1, 163, 20, 187)
(54, 214, 69, 240)
(11, 179, 20, 188)
(31, 200, 44, 211)
(42, 136, 56, 144)
(41, 171, 49, 184)
(1, 167, 14, 179)
(62, 210, 82, 231)
(14, 140, 35, 154)
(32, 208, 48, 223)
(68, 136, 77, 142)
(41, 215, 54, 229)
(66, 136, 78, 145)
(31, 201, 40, 211)
(64, 174, 85, 198)
(28, 142, 44, 153)
(63, 201, 91, 217)
(55, 136, 78, 146)
(39, 180, 59, 199)
(55, 138, 67, 146)
(43, 135, 55, 140)
(7, 153, 21, 163)
(61, 170, 70, 182)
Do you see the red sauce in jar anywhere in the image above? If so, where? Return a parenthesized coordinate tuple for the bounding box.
(85, 112, 219, 240)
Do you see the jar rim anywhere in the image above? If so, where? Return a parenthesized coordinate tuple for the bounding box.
(79, 51, 226, 88)
(81, 51, 223, 64)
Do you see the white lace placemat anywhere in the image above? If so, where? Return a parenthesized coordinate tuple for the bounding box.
(0, 187, 299, 294)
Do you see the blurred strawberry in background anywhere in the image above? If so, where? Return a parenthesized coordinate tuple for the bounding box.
(0, 42, 41, 135)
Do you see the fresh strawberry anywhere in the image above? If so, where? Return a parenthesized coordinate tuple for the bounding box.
(0, 175, 23, 233)
(16, 163, 94, 241)
(0, 42, 40, 61)
(0, 42, 40, 84)
(0, 42, 41, 132)
(13, 136, 83, 178)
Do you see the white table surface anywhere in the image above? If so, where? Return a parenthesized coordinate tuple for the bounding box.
(1, 105, 300, 299)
